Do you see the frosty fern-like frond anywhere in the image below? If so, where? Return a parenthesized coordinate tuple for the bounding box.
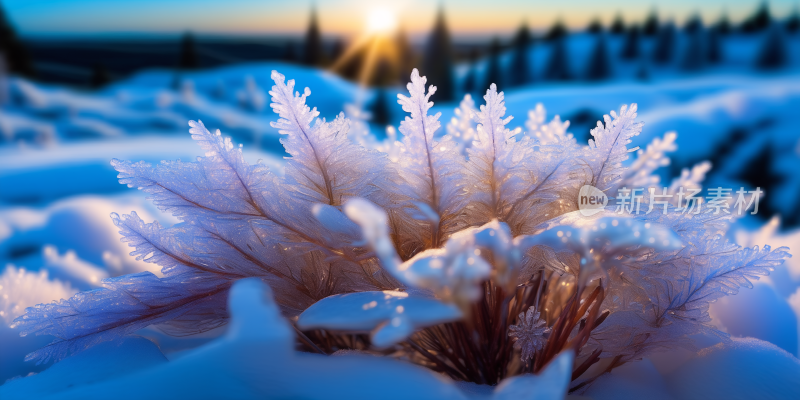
(14, 68, 790, 391)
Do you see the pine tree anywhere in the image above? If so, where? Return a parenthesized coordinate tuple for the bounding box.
(610, 13, 625, 35)
(370, 87, 390, 127)
(90, 63, 110, 88)
(585, 33, 611, 81)
(642, 9, 659, 36)
(368, 58, 391, 87)
(586, 17, 603, 34)
(178, 32, 198, 69)
(756, 25, 787, 69)
(741, 1, 772, 33)
(787, 7, 800, 33)
(284, 41, 297, 63)
(715, 11, 732, 35)
(0, 54, 8, 105)
(652, 21, 676, 64)
(484, 37, 503, 90)
(303, 7, 324, 66)
(0, 1, 34, 77)
(620, 25, 640, 60)
(395, 27, 415, 83)
(681, 29, 705, 71)
(544, 37, 571, 81)
(684, 13, 703, 34)
(507, 23, 532, 88)
(422, 7, 455, 101)
(707, 26, 723, 64)
(461, 47, 479, 96)
(544, 19, 568, 41)
(328, 39, 344, 66)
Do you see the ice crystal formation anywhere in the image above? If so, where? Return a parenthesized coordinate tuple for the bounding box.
(508, 306, 550, 363)
(13, 68, 791, 391)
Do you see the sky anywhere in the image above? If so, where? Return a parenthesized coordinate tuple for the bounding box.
(4, 0, 799, 39)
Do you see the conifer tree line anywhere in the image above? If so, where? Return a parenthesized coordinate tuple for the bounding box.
(289, 1, 798, 101)
(1, 1, 799, 93)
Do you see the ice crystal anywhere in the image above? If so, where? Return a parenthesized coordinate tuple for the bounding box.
(12, 68, 791, 391)
(508, 306, 550, 362)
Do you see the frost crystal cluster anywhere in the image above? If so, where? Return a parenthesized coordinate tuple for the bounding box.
(508, 306, 550, 363)
(13, 68, 791, 391)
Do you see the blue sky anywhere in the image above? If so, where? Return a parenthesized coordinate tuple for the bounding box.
(4, 0, 798, 38)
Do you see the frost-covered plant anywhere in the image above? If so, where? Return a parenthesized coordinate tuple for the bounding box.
(13, 69, 790, 392)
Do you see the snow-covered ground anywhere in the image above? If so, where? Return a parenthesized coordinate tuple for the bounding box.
(1, 51, 799, 397)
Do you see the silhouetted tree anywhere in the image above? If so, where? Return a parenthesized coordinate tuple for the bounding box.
(681, 29, 705, 71)
(544, 19, 568, 41)
(684, 13, 703, 34)
(707, 27, 723, 64)
(585, 34, 611, 81)
(507, 23, 532, 87)
(715, 11, 731, 35)
(328, 39, 344, 65)
(544, 38, 571, 81)
(370, 87, 391, 127)
(395, 27, 414, 82)
(462, 47, 479, 96)
(741, 1, 771, 33)
(371, 58, 395, 87)
(787, 7, 800, 33)
(610, 13, 625, 35)
(620, 25, 640, 60)
(90, 63, 110, 88)
(283, 41, 297, 63)
(484, 37, 503, 90)
(422, 7, 455, 101)
(756, 25, 787, 69)
(179, 32, 198, 69)
(303, 7, 324, 66)
(636, 62, 649, 81)
(0, 2, 33, 77)
(586, 18, 603, 34)
(652, 21, 676, 64)
(642, 9, 659, 36)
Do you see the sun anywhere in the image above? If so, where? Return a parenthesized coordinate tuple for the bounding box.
(366, 8, 397, 34)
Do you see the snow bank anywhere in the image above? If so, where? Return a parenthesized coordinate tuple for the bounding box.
(664, 337, 800, 399)
(0, 279, 574, 399)
(0, 337, 167, 399)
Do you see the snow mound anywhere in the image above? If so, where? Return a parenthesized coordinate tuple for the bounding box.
(297, 290, 463, 348)
(0, 336, 167, 399)
(0, 195, 170, 277)
(0, 266, 76, 325)
(664, 337, 800, 400)
(5, 279, 576, 399)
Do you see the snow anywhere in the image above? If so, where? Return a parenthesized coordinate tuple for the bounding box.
(0, 336, 168, 400)
(585, 337, 800, 399)
(0, 266, 76, 325)
(297, 290, 463, 348)
(0, 279, 573, 399)
(710, 282, 798, 356)
(0, 195, 172, 277)
(664, 337, 800, 399)
(0, 135, 284, 204)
